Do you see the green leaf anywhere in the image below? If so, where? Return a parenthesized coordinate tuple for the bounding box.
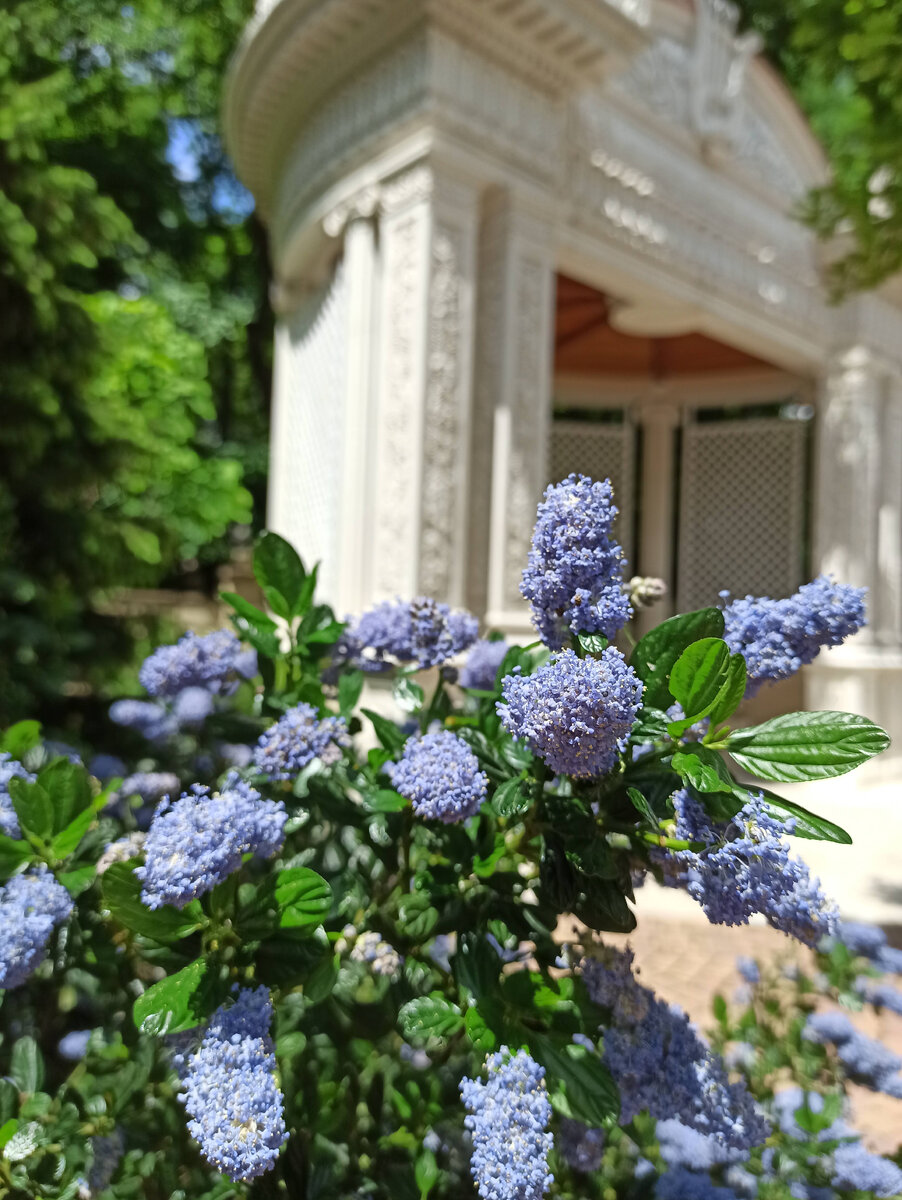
(493, 777, 532, 818)
(8, 778, 52, 840)
(727, 710, 890, 782)
(362, 709, 406, 754)
(1, 721, 41, 759)
(530, 1037, 619, 1126)
(393, 677, 425, 713)
(0, 1119, 18, 1150)
(275, 867, 332, 929)
(0, 833, 33, 878)
(398, 995, 464, 1042)
(338, 670, 364, 718)
(415, 1148, 440, 1200)
(254, 531, 306, 614)
(705, 653, 747, 728)
(363, 788, 409, 813)
(464, 1005, 498, 1053)
(755, 788, 853, 845)
(631, 607, 725, 709)
(577, 633, 609, 654)
(41, 758, 93, 834)
(626, 786, 659, 831)
(397, 893, 439, 941)
(220, 591, 279, 634)
(50, 806, 96, 859)
(671, 745, 734, 794)
(102, 862, 206, 942)
(10, 1037, 44, 1094)
(133, 959, 211, 1037)
(59, 864, 96, 896)
(668, 638, 732, 726)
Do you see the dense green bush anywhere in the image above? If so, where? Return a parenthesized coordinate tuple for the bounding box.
(0, 479, 897, 1200)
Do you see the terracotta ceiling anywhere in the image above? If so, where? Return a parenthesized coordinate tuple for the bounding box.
(554, 274, 770, 376)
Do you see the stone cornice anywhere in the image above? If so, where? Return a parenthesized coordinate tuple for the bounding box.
(224, 0, 650, 216)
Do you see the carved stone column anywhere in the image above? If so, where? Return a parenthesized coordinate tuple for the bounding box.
(813, 347, 883, 643)
(876, 372, 902, 646)
(635, 401, 680, 635)
(468, 191, 556, 633)
(369, 163, 480, 606)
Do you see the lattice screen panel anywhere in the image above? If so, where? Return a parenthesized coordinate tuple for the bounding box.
(677, 417, 808, 612)
(549, 419, 636, 560)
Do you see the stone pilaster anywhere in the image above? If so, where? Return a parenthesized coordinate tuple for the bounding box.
(369, 163, 479, 606)
(468, 191, 556, 632)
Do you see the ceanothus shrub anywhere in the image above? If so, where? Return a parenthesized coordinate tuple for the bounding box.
(0, 481, 891, 1200)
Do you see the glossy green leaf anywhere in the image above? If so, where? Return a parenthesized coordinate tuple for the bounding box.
(0, 833, 33, 878)
(42, 758, 94, 834)
(668, 638, 732, 726)
(530, 1036, 619, 1126)
(0, 1119, 18, 1150)
(728, 710, 890, 782)
(338, 669, 364, 717)
(102, 862, 206, 942)
(133, 958, 210, 1037)
(8, 778, 53, 840)
(415, 1148, 440, 1200)
(253, 531, 306, 614)
(397, 892, 439, 941)
(705, 652, 747, 728)
(393, 677, 425, 714)
(577, 633, 608, 654)
(398, 995, 464, 1042)
(671, 744, 734, 794)
(755, 788, 853, 844)
(275, 867, 332, 929)
(10, 1036, 44, 1094)
(464, 1005, 498, 1053)
(50, 806, 96, 859)
(493, 777, 532, 818)
(363, 788, 409, 813)
(630, 607, 725, 709)
(362, 709, 406, 754)
(1, 721, 41, 759)
(220, 591, 279, 634)
(626, 786, 659, 831)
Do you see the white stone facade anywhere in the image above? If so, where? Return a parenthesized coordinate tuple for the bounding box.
(225, 0, 902, 816)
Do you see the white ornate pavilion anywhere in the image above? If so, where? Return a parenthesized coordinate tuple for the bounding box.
(224, 0, 902, 817)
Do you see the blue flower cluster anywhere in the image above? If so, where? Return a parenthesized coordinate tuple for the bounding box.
(139, 629, 257, 698)
(109, 699, 178, 743)
(655, 1168, 739, 1200)
(833, 920, 902, 973)
(344, 596, 479, 672)
(253, 702, 349, 780)
(388, 731, 488, 823)
(135, 775, 286, 909)
(460, 638, 510, 691)
(87, 1128, 125, 1193)
(177, 986, 287, 1182)
(722, 576, 866, 693)
(0, 868, 73, 990)
(498, 648, 641, 778)
(582, 949, 767, 1152)
(119, 771, 180, 803)
(770, 1086, 853, 1143)
(663, 791, 837, 946)
(831, 1142, 902, 1197)
(803, 1011, 902, 1096)
(459, 1047, 553, 1200)
(558, 1119, 605, 1173)
(0, 752, 34, 839)
(520, 474, 632, 650)
(855, 976, 902, 1014)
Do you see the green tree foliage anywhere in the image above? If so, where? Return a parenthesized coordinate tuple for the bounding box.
(0, 0, 269, 723)
(739, 0, 902, 294)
